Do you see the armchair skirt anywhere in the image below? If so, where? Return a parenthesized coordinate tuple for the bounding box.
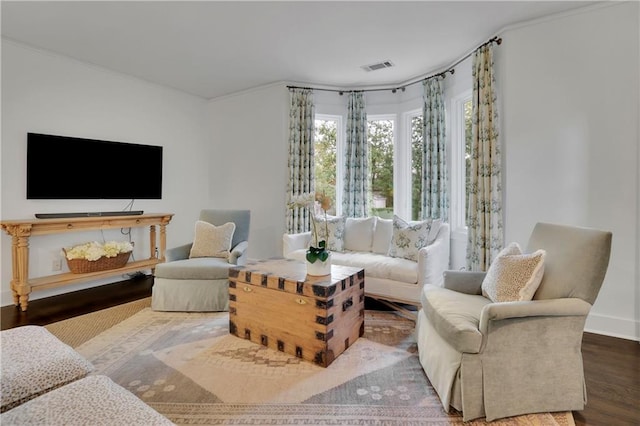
(151, 209, 251, 312)
(152, 257, 233, 312)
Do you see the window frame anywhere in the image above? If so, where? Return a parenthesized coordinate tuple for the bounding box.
(367, 113, 397, 218)
(449, 89, 472, 237)
(403, 108, 423, 221)
(314, 114, 344, 216)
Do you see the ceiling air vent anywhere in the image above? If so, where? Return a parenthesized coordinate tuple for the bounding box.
(361, 60, 394, 72)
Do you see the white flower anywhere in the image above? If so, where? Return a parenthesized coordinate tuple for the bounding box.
(84, 244, 104, 261)
(287, 191, 333, 256)
(287, 192, 315, 209)
(65, 240, 133, 261)
(103, 241, 133, 257)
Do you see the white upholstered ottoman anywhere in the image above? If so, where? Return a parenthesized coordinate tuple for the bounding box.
(0, 325, 94, 412)
(1, 375, 173, 425)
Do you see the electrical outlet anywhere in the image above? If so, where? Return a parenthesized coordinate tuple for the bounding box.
(52, 258, 62, 272)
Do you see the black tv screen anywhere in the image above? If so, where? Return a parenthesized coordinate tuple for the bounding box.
(27, 133, 163, 199)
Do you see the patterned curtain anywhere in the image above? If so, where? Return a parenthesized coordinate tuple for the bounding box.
(466, 43, 504, 271)
(342, 92, 369, 217)
(286, 88, 315, 234)
(421, 76, 448, 221)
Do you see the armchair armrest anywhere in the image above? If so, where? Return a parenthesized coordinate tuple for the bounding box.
(229, 241, 249, 265)
(474, 297, 594, 421)
(165, 243, 192, 262)
(479, 298, 592, 334)
(282, 232, 312, 257)
(442, 270, 485, 294)
(417, 225, 450, 288)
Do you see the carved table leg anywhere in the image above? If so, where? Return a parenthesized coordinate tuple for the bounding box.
(148, 225, 157, 274)
(10, 235, 19, 305)
(16, 232, 31, 311)
(159, 224, 167, 262)
(149, 225, 156, 259)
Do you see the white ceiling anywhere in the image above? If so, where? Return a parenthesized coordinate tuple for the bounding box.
(2, 1, 599, 100)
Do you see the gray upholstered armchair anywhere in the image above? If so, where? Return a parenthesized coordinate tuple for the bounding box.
(152, 209, 251, 312)
(415, 222, 612, 421)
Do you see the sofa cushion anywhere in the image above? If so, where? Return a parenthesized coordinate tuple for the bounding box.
(154, 257, 233, 280)
(1, 325, 94, 413)
(481, 242, 546, 303)
(372, 217, 393, 254)
(344, 217, 375, 252)
(189, 220, 236, 259)
(1, 375, 173, 425)
(421, 285, 491, 354)
(287, 249, 418, 284)
(315, 215, 346, 252)
(388, 215, 439, 262)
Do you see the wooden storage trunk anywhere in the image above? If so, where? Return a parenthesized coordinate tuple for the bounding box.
(228, 258, 365, 367)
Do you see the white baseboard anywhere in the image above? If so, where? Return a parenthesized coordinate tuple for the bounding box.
(585, 312, 639, 342)
(1, 290, 16, 307)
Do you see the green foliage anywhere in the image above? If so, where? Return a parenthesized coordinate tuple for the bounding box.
(410, 115, 424, 220)
(306, 240, 329, 264)
(312, 101, 471, 224)
(369, 119, 394, 210)
(314, 118, 396, 217)
(314, 120, 337, 215)
(371, 207, 394, 219)
(464, 100, 472, 224)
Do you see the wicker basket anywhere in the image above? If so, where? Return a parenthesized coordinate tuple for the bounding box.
(63, 250, 131, 274)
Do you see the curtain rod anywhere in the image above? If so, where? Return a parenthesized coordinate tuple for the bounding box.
(287, 36, 502, 95)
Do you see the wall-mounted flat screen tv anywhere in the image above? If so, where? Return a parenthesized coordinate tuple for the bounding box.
(27, 133, 163, 199)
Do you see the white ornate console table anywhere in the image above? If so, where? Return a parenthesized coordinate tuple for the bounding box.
(1, 213, 174, 311)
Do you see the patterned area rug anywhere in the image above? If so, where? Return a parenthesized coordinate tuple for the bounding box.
(45, 298, 152, 347)
(76, 308, 574, 425)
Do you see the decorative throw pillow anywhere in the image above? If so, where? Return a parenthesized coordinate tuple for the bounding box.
(189, 221, 236, 259)
(481, 242, 546, 303)
(388, 215, 436, 262)
(344, 217, 375, 252)
(314, 215, 346, 252)
(372, 217, 393, 254)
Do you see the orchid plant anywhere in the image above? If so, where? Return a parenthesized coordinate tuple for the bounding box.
(288, 192, 331, 264)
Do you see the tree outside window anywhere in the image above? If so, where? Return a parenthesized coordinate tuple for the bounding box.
(314, 119, 337, 215)
(464, 99, 472, 225)
(410, 115, 424, 220)
(368, 119, 394, 218)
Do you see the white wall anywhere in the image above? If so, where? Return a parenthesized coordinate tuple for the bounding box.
(1, 40, 211, 305)
(2, 1, 638, 340)
(205, 84, 289, 259)
(309, 3, 640, 340)
(498, 2, 639, 340)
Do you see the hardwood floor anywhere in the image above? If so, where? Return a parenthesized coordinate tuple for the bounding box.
(1, 277, 638, 425)
(0, 276, 154, 330)
(574, 332, 640, 426)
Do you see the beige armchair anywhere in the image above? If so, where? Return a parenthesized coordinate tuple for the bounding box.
(152, 209, 250, 312)
(415, 222, 612, 421)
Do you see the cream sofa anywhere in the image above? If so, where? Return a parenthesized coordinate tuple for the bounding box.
(283, 216, 450, 306)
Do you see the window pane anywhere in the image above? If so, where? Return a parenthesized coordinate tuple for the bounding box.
(410, 115, 423, 220)
(314, 119, 337, 215)
(464, 99, 472, 225)
(368, 119, 394, 218)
